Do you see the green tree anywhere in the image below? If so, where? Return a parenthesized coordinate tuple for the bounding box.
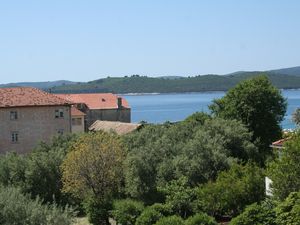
(185, 212, 218, 225)
(61, 132, 125, 224)
(124, 118, 256, 203)
(0, 186, 75, 225)
(230, 201, 276, 225)
(154, 215, 185, 225)
(159, 177, 196, 219)
(195, 163, 265, 217)
(275, 192, 300, 225)
(268, 133, 300, 200)
(135, 203, 171, 225)
(209, 75, 287, 163)
(111, 199, 144, 225)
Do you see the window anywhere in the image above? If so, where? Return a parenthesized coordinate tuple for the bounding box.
(72, 118, 82, 126)
(57, 129, 64, 135)
(11, 132, 19, 143)
(55, 109, 64, 118)
(10, 111, 18, 120)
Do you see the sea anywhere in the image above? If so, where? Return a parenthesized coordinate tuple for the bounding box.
(122, 89, 300, 129)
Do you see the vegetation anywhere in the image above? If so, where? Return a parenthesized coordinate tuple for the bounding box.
(61, 132, 125, 224)
(48, 72, 300, 94)
(0, 186, 75, 225)
(210, 75, 287, 164)
(195, 163, 265, 217)
(1, 76, 298, 224)
(267, 132, 300, 200)
(111, 199, 144, 225)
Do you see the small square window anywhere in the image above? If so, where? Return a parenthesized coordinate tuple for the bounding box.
(57, 129, 64, 135)
(10, 111, 18, 120)
(55, 109, 64, 118)
(11, 132, 19, 143)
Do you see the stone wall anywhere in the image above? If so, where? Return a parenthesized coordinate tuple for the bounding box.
(0, 106, 71, 154)
(86, 108, 131, 128)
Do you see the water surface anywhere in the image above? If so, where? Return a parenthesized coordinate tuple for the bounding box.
(123, 89, 300, 129)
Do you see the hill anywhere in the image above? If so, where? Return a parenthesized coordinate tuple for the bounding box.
(269, 66, 300, 76)
(49, 72, 300, 94)
(0, 80, 77, 89)
(2, 66, 300, 93)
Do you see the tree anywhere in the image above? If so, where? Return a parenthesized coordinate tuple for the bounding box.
(0, 186, 75, 225)
(267, 133, 300, 200)
(124, 118, 256, 203)
(209, 75, 287, 163)
(154, 215, 184, 225)
(111, 199, 144, 225)
(230, 201, 276, 225)
(61, 132, 125, 224)
(195, 163, 265, 217)
(275, 192, 300, 225)
(185, 212, 218, 225)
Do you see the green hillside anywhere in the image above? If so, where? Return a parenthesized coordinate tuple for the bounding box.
(50, 72, 300, 94)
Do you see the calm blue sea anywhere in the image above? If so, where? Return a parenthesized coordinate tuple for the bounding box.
(122, 89, 300, 129)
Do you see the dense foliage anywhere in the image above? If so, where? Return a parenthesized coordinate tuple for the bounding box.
(49, 73, 300, 94)
(0, 134, 77, 205)
(268, 132, 300, 200)
(195, 163, 265, 217)
(210, 75, 287, 164)
(61, 131, 125, 224)
(124, 116, 257, 203)
(0, 186, 75, 225)
(111, 199, 144, 225)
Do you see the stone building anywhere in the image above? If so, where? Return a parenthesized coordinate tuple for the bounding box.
(0, 87, 72, 153)
(56, 93, 131, 129)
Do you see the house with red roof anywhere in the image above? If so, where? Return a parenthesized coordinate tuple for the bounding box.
(56, 93, 131, 129)
(0, 87, 72, 153)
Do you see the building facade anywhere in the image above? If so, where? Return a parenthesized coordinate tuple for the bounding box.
(56, 93, 131, 128)
(0, 87, 72, 153)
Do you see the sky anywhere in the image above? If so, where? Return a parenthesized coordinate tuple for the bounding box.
(0, 0, 300, 83)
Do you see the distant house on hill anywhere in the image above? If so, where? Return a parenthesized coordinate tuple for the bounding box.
(55, 93, 131, 129)
(0, 87, 72, 153)
(89, 120, 142, 135)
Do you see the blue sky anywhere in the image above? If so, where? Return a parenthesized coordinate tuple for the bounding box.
(1, 0, 300, 83)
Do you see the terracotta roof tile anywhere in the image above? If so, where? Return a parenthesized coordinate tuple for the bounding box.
(0, 87, 71, 108)
(55, 93, 130, 109)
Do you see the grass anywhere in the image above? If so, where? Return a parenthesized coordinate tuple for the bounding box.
(73, 217, 91, 225)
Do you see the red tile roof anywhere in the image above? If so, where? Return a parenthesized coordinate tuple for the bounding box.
(71, 107, 86, 116)
(0, 87, 71, 108)
(55, 93, 130, 110)
(271, 137, 291, 149)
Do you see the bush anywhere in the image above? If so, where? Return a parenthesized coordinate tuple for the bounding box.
(136, 203, 171, 225)
(195, 163, 265, 217)
(185, 212, 218, 225)
(0, 186, 75, 225)
(111, 199, 144, 225)
(230, 202, 276, 225)
(154, 215, 185, 225)
(82, 196, 112, 225)
(276, 192, 300, 225)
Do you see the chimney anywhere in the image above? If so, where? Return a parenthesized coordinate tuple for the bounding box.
(117, 97, 122, 109)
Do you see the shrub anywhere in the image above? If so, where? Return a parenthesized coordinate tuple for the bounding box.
(82, 196, 112, 225)
(230, 202, 276, 225)
(276, 192, 300, 225)
(195, 163, 265, 217)
(185, 212, 218, 225)
(0, 186, 75, 225)
(111, 199, 144, 225)
(154, 215, 185, 225)
(136, 203, 171, 225)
